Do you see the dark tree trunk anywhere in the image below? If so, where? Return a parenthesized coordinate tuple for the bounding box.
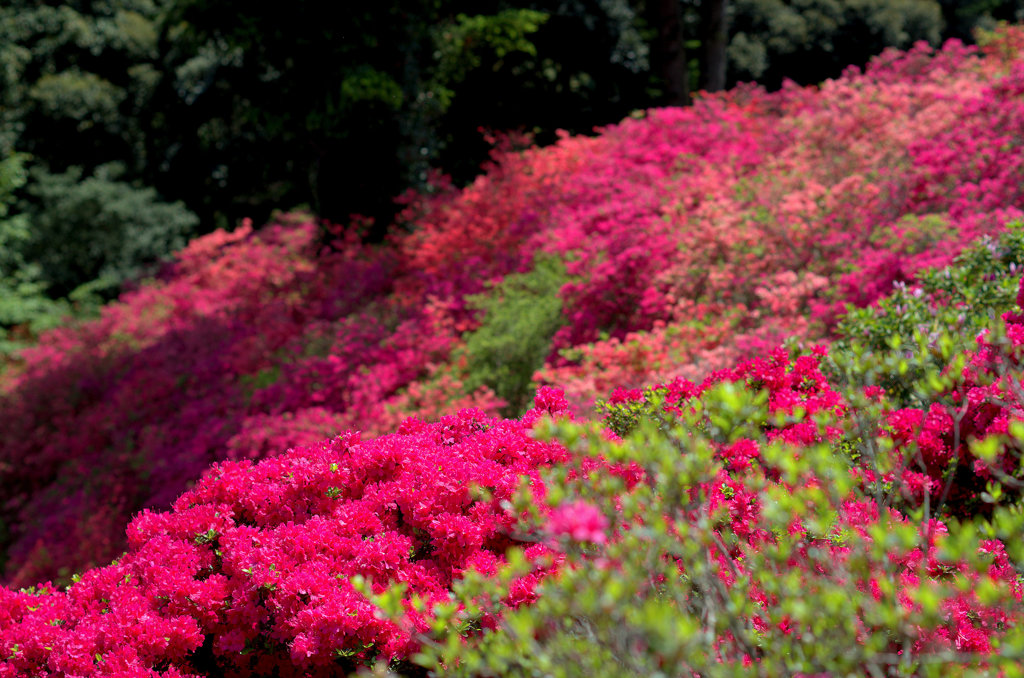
(701, 0, 729, 92)
(645, 0, 689, 106)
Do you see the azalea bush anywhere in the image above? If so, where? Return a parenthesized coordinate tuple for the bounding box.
(384, 295, 1024, 676)
(400, 394, 1024, 677)
(0, 395, 572, 677)
(829, 222, 1024, 408)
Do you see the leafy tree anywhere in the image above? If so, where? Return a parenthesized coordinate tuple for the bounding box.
(0, 0, 169, 176)
(0, 0, 199, 345)
(16, 164, 198, 299)
(428, 2, 651, 185)
(726, 0, 945, 89)
(937, 0, 1024, 41)
(155, 0, 651, 233)
(146, 0, 413, 232)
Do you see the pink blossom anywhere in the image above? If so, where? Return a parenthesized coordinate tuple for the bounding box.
(547, 501, 608, 544)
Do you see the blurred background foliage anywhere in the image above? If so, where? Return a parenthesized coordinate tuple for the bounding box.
(1, 0, 1023, 356)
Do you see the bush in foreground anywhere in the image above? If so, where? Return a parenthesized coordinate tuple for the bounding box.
(390, 341, 1024, 677)
(403, 398, 1024, 677)
(830, 222, 1024, 409)
(0, 396, 571, 676)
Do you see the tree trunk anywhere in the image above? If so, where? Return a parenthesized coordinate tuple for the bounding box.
(645, 0, 689, 106)
(701, 0, 729, 92)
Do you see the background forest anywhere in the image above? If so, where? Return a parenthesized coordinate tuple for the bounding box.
(2, 0, 1024, 355)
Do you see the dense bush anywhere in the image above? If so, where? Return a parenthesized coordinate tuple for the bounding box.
(460, 255, 569, 415)
(388, 299, 1024, 676)
(0, 397, 572, 677)
(400, 397, 1024, 677)
(829, 222, 1024, 408)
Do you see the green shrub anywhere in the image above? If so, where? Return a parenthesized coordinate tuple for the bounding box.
(0, 160, 197, 360)
(0, 152, 73, 360)
(827, 222, 1024, 408)
(461, 255, 569, 415)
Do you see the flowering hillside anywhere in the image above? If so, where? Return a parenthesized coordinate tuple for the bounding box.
(4, 282, 1024, 674)
(3, 27, 1024, 676)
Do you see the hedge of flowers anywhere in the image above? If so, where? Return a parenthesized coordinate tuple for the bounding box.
(3, 26, 1024, 656)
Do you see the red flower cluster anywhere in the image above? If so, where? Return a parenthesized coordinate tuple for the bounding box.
(869, 280, 1024, 515)
(0, 406, 569, 676)
(547, 501, 608, 544)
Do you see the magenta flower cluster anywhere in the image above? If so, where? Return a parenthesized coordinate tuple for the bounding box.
(0, 398, 571, 676)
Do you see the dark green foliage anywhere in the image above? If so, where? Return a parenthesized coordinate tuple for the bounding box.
(727, 0, 944, 89)
(462, 256, 569, 416)
(427, 2, 650, 186)
(827, 222, 1024, 408)
(0, 153, 26, 229)
(0, 1, 195, 349)
(153, 0, 415, 232)
(0, 153, 72, 358)
(391, 7, 553, 197)
(938, 0, 1024, 41)
(146, 1, 653, 234)
(597, 391, 653, 439)
(0, 1, 167, 170)
(0, 152, 197, 358)
(18, 165, 198, 299)
(428, 10, 550, 107)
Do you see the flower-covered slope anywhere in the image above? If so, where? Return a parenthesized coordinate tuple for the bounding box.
(4, 29, 1024, 590)
(5, 283, 1024, 675)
